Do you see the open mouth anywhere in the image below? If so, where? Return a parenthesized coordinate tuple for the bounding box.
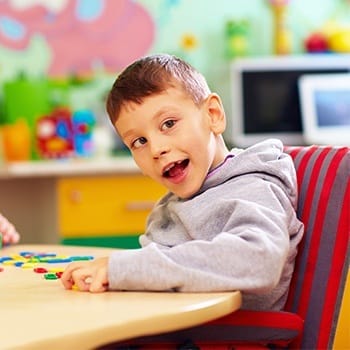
(163, 159, 189, 178)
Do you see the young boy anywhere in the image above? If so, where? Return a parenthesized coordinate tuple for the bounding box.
(0, 213, 19, 246)
(61, 54, 304, 311)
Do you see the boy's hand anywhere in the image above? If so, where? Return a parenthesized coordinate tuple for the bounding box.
(61, 257, 109, 292)
(0, 213, 20, 246)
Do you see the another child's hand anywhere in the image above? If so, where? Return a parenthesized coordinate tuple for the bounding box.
(61, 257, 109, 292)
(0, 213, 20, 246)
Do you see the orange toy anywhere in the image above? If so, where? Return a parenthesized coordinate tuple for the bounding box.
(1, 119, 31, 162)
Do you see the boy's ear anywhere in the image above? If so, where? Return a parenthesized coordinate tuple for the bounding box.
(204, 93, 226, 134)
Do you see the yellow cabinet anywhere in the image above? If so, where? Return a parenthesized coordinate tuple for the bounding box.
(57, 174, 167, 247)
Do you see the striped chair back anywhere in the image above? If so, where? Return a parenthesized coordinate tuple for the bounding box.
(284, 145, 350, 349)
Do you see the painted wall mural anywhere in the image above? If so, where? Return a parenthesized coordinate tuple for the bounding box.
(0, 0, 155, 76)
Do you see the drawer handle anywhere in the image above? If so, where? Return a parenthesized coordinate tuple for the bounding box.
(69, 190, 82, 204)
(125, 200, 156, 211)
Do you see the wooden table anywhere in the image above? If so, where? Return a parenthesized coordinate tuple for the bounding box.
(0, 245, 241, 350)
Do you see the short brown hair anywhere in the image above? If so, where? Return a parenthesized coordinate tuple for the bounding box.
(106, 53, 211, 125)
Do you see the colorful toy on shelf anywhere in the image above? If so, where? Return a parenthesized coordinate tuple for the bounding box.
(3, 76, 50, 128)
(328, 28, 350, 53)
(225, 19, 250, 59)
(3, 76, 51, 159)
(326, 1, 350, 52)
(1, 119, 31, 162)
(36, 108, 74, 159)
(304, 0, 350, 54)
(304, 32, 329, 53)
(304, 25, 350, 54)
(267, 0, 292, 55)
(36, 107, 96, 159)
(72, 110, 95, 157)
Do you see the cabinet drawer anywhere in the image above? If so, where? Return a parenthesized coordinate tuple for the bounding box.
(57, 175, 166, 237)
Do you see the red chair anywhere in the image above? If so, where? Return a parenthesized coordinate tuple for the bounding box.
(99, 145, 350, 350)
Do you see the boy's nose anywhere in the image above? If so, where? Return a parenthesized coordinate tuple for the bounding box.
(150, 140, 170, 159)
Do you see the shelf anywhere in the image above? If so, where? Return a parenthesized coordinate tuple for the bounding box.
(0, 156, 140, 178)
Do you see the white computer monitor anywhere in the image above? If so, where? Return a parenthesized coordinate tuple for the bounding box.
(230, 54, 350, 147)
(299, 73, 350, 146)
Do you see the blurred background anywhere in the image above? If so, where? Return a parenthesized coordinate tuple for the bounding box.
(1, 0, 350, 160)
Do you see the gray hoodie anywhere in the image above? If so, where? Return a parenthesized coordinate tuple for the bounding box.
(108, 139, 304, 310)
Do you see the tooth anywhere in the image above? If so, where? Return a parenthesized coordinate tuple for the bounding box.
(164, 163, 175, 172)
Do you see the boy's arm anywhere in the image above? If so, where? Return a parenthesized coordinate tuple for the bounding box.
(107, 180, 303, 296)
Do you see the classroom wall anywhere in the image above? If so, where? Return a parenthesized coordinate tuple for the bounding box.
(0, 0, 349, 140)
(1, 0, 347, 76)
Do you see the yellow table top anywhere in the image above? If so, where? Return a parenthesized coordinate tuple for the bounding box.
(0, 244, 241, 350)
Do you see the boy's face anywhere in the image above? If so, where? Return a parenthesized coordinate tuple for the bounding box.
(114, 87, 227, 198)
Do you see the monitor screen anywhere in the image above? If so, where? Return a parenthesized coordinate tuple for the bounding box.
(230, 55, 350, 147)
(314, 89, 350, 127)
(298, 73, 350, 146)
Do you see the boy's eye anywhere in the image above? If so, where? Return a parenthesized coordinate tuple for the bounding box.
(132, 137, 147, 149)
(161, 119, 176, 131)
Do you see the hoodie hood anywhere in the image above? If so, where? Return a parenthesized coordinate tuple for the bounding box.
(198, 138, 298, 209)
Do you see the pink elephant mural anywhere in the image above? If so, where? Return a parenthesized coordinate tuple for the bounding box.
(0, 0, 155, 76)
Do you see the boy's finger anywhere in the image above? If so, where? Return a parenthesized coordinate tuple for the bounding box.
(74, 277, 91, 291)
(90, 269, 108, 293)
(61, 271, 74, 289)
(61, 263, 84, 288)
(71, 268, 93, 291)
